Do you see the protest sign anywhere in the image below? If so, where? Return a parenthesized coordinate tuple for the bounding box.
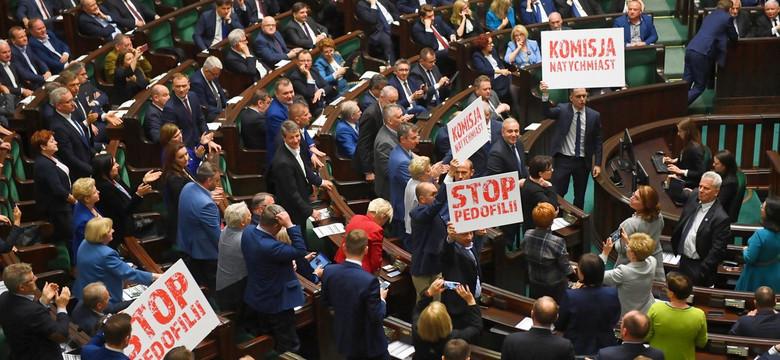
(541, 28, 625, 89)
(447, 172, 523, 233)
(125, 259, 220, 360)
(447, 98, 490, 163)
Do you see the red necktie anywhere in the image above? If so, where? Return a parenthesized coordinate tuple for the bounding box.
(432, 26, 448, 50)
(125, 0, 143, 23)
(38, 0, 51, 19)
(182, 97, 192, 118)
(256, 0, 264, 17)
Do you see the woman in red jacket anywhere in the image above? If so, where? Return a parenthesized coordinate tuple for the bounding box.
(334, 198, 393, 274)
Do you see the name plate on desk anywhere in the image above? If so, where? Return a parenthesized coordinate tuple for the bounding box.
(726, 346, 749, 357)
(725, 298, 745, 309)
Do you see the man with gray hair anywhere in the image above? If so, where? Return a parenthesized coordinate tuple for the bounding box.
(0, 39, 34, 98)
(374, 103, 406, 200)
(360, 73, 388, 111)
(336, 100, 361, 158)
(250, 191, 275, 225)
(271, 120, 333, 229)
(671, 170, 731, 286)
(216, 201, 252, 312)
(225, 28, 270, 82)
(78, 0, 122, 41)
(49, 86, 96, 180)
(190, 55, 228, 122)
(177, 161, 223, 290)
(71, 282, 111, 336)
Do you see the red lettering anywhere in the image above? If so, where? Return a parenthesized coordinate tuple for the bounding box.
(133, 303, 156, 339)
(450, 185, 467, 209)
(149, 289, 177, 325)
(482, 179, 500, 202)
(128, 335, 143, 359)
(606, 38, 616, 56)
(161, 329, 176, 349)
(165, 273, 189, 309)
(549, 40, 559, 58)
(501, 177, 516, 200)
(150, 341, 165, 360)
(465, 183, 480, 204)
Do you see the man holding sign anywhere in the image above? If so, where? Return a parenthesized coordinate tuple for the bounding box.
(442, 222, 485, 334)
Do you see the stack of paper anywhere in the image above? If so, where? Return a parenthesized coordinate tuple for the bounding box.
(122, 284, 148, 301)
(313, 223, 345, 238)
(552, 217, 572, 231)
(662, 252, 681, 265)
(388, 341, 415, 359)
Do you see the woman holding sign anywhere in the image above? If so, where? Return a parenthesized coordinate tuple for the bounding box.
(521, 202, 574, 303)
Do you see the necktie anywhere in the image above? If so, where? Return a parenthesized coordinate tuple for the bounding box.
(256, 0, 264, 17)
(182, 97, 192, 118)
(38, 0, 51, 19)
(70, 117, 87, 141)
(427, 70, 439, 104)
(677, 204, 701, 255)
(574, 111, 582, 157)
(432, 26, 449, 50)
(209, 80, 221, 105)
(403, 81, 413, 103)
(272, 36, 284, 53)
(376, 4, 391, 33)
(221, 19, 228, 40)
(571, 0, 582, 17)
(125, 0, 144, 22)
(2, 64, 18, 88)
(20, 49, 38, 75)
(75, 100, 87, 120)
(301, 22, 315, 43)
(534, 2, 542, 22)
(511, 144, 523, 171)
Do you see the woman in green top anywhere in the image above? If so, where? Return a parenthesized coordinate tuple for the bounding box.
(646, 272, 708, 360)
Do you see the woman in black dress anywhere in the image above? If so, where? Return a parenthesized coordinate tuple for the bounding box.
(112, 49, 149, 104)
(663, 118, 706, 188)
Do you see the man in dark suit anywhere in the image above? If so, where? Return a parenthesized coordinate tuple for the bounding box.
(241, 203, 309, 353)
(15, 0, 62, 28)
(264, 77, 296, 161)
(352, 85, 402, 180)
(49, 87, 95, 180)
(360, 73, 388, 111)
(595, 310, 664, 360)
(103, 0, 158, 31)
(554, 0, 603, 18)
(520, 0, 558, 25)
(502, 296, 575, 360)
(321, 229, 389, 360)
(374, 104, 405, 200)
(671, 171, 731, 286)
(274, 102, 325, 165)
(438, 102, 502, 177)
(190, 56, 228, 123)
(288, 50, 336, 115)
(442, 223, 484, 330)
(59, 68, 118, 151)
(235, 0, 279, 27)
(193, 0, 244, 51)
(487, 118, 529, 249)
(412, 5, 456, 68)
(388, 59, 429, 114)
(730, 0, 754, 38)
(397, 0, 441, 14)
(81, 313, 133, 360)
(162, 73, 210, 149)
(613, 1, 659, 46)
(753, 0, 780, 37)
(336, 100, 361, 158)
(225, 29, 270, 82)
(144, 84, 169, 142)
(548, 12, 572, 31)
(466, 75, 510, 121)
(410, 182, 448, 300)
(0, 40, 34, 98)
(683, 0, 737, 104)
(71, 282, 111, 337)
(271, 120, 333, 228)
(410, 47, 450, 106)
(0, 263, 71, 360)
(356, 0, 400, 64)
(729, 286, 780, 338)
(240, 88, 271, 150)
(540, 81, 603, 210)
(254, 16, 302, 68)
(8, 26, 51, 88)
(283, 2, 328, 50)
(27, 18, 70, 74)
(79, 0, 123, 41)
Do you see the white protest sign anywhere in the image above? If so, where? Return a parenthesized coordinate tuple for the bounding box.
(125, 259, 220, 360)
(541, 28, 625, 89)
(447, 172, 523, 233)
(447, 97, 490, 163)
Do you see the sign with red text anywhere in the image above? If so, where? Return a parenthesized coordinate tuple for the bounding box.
(448, 172, 523, 233)
(541, 28, 625, 89)
(447, 98, 490, 163)
(124, 260, 220, 360)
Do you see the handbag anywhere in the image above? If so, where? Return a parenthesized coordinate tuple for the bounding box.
(15, 224, 41, 247)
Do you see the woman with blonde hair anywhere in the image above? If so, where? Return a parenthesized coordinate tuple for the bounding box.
(611, 185, 665, 280)
(334, 198, 393, 274)
(504, 25, 541, 67)
(72, 177, 102, 263)
(601, 232, 657, 316)
(412, 278, 482, 360)
(486, 0, 515, 30)
(450, 0, 484, 39)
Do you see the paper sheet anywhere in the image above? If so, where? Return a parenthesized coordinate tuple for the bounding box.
(313, 223, 345, 238)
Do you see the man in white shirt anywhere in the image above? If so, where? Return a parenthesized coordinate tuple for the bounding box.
(225, 29, 269, 82)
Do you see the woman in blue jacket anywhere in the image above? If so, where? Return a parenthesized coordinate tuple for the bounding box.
(504, 25, 541, 67)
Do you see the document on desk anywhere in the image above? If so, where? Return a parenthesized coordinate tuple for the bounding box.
(308, 208, 331, 222)
(388, 341, 415, 359)
(313, 223, 345, 238)
(662, 252, 681, 265)
(122, 284, 148, 301)
(551, 217, 572, 231)
(515, 317, 533, 330)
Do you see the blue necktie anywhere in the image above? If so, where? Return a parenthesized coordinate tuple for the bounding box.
(574, 111, 582, 157)
(572, 1, 582, 17)
(427, 70, 439, 104)
(376, 5, 390, 33)
(221, 19, 228, 40)
(534, 2, 542, 22)
(511, 144, 523, 171)
(677, 204, 701, 255)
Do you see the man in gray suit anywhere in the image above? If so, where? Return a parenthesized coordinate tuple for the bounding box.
(374, 104, 406, 200)
(466, 75, 509, 121)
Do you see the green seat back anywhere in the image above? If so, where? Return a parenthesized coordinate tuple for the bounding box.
(218, 155, 234, 195)
(115, 146, 131, 186)
(175, 10, 200, 43)
(533, 69, 567, 104)
(11, 140, 26, 180)
(703, 146, 712, 170)
(138, 102, 149, 126)
(625, 47, 658, 87)
(267, 77, 279, 98)
(151, 22, 175, 49)
(138, 0, 155, 10)
(731, 170, 747, 221)
(336, 36, 364, 74)
(278, 15, 292, 30)
(571, 16, 610, 30)
(159, 0, 183, 8)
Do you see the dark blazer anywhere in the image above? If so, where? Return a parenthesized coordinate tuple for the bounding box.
(410, 63, 449, 105)
(271, 143, 323, 227)
(264, 97, 288, 161)
(0, 291, 70, 360)
(0, 225, 24, 254)
(321, 261, 388, 358)
(15, 0, 62, 27)
(686, 9, 737, 67)
(162, 92, 209, 148)
(241, 224, 308, 313)
(411, 17, 456, 51)
(397, 0, 440, 14)
(112, 66, 148, 104)
(728, 309, 780, 338)
(240, 107, 266, 150)
(144, 102, 164, 142)
(409, 185, 448, 276)
(33, 153, 72, 213)
(441, 230, 483, 317)
(288, 66, 337, 109)
(359, 91, 378, 111)
(676, 144, 705, 188)
(670, 191, 731, 285)
(471, 49, 510, 97)
(78, 8, 122, 41)
(103, 0, 156, 31)
(389, 75, 427, 112)
(94, 176, 143, 245)
(613, 13, 659, 45)
(81, 330, 131, 360)
(0, 62, 28, 96)
(502, 327, 575, 360)
(556, 286, 621, 356)
(352, 100, 383, 175)
(282, 18, 328, 49)
(49, 113, 94, 181)
(448, 16, 484, 39)
(487, 138, 530, 179)
(193, 9, 244, 51)
(718, 173, 738, 222)
(235, 0, 280, 26)
(190, 69, 227, 120)
(335, 119, 358, 158)
(10, 44, 50, 87)
(753, 15, 778, 38)
(734, 10, 754, 38)
(440, 118, 503, 177)
(520, 179, 559, 230)
(254, 31, 290, 67)
(163, 172, 192, 245)
(356, 0, 400, 39)
(388, 144, 413, 222)
(595, 342, 665, 360)
(224, 47, 270, 82)
(412, 290, 482, 359)
(519, 0, 558, 25)
(554, 0, 603, 18)
(28, 31, 70, 73)
(543, 100, 603, 167)
(70, 301, 102, 336)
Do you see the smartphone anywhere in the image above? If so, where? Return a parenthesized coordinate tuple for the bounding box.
(379, 279, 390, 290)
(443, 281, 460, 290)
(138, 43, 149, 53)
(610, 229, 621, 243)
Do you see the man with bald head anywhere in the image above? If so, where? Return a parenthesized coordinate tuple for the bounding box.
(596, 310, 664, 360)
(78, 0, 122, 41)
(144, 84, 170, 142)
(548, 12, 571, 30)
(410, 181, 448, 300)
(754, 0, 780, 37)
(254, 16, 303, 68)
(0, 40, 34, 98)
(729, 286, 780, 338)
(502, 296, 574, 360)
